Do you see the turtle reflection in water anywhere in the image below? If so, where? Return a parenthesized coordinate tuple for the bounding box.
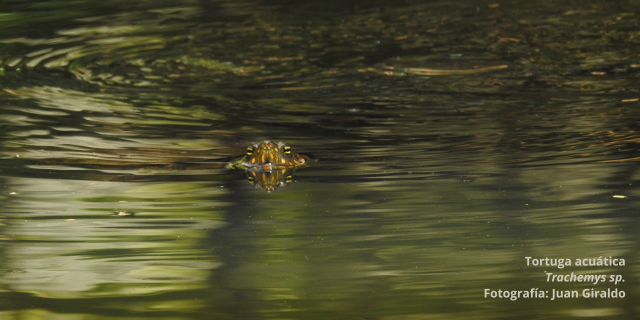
(226, 141, 309, 191)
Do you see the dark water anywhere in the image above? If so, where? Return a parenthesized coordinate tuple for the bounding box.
(1, 0, 640, 319)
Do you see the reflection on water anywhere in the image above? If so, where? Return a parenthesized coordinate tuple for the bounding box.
(244, 167, 296, 191)
(1, 0, 640, 319)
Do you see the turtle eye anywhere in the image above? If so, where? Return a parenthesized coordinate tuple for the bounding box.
(246, 147, 254, 156)
(283, 145, 292, 155)
(285, 175, 293, 183)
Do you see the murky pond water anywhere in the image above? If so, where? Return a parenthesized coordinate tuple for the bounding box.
(1, 0, 640, 319)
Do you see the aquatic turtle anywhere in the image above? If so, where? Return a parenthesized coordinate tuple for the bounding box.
(226, 140, 309, 170)
(227, 141, 309, 191)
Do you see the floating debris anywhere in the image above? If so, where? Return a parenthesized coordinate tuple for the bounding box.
(7, 270, 26, 273)
(113, 211, 135, 216)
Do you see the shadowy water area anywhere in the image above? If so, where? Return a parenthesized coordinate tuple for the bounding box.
(1, 0, 640, 319)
